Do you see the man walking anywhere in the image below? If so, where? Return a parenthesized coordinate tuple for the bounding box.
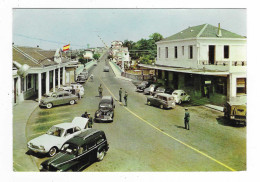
(124, 91, 128, 106)
(184, 108, 190, 130)
(98, 84, 103, 97)
(119, 88, 122, 102)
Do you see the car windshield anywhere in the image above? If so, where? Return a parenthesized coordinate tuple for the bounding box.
(61, 143, 79, 155)
(46, 126, 65, 137)
(165, 89, 173, 94)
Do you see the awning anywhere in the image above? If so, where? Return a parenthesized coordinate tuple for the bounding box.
(138, 64, 229, 76)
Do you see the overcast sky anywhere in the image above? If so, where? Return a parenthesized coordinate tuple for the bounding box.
(13, 9, 246, 50)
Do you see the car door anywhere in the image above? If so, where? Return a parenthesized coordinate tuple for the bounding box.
(54, 93, 64, 105)
(63, 127, 78, 141)
(63, 92, 71, 104)
(154, 95, 161, 107)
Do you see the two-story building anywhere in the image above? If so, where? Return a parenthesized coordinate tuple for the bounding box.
(140, 23, 246, 104)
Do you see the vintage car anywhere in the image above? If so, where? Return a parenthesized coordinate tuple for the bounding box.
(172, 90, 191, 104)
(27, 117, 90, 157)
(76, 74, 87, 83)
(136, 81, 152, 92)
(39, 129, 109, 172)
(144, 84, 161, 95)
(147, 93, 175, 109)
(164, 88, 175, 95)
(94, 96, 115, 122)
(40, 91, 78, 109)
(81, 69, 89, 79)
(224, 96, 247, 126)
(153, 87, 166, 96)
(103, 66, 110, 72)
(46, 84, 84, 97)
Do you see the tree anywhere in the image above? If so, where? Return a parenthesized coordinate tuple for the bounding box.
(93, 53, 101, 60)
(149, 32, 163, 42)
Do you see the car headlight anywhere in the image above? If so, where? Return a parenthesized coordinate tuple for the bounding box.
(39, 165, 43, 171)
(28, 142, 32, 147)
(110, 113, 113, 117)
(97, 113, 100, 117)
(230, 116, 235, 119)
(39, 145, 45, 151)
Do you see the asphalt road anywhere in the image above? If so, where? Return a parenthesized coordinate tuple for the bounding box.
(26, 54, 246, 172)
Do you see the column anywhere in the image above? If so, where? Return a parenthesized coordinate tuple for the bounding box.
(17, 76, 21, 95)
(38, 73, 42, 103)
(53, 69, 56, 92)
(46, 71, 50, 95)
(62, 67, 66, 85)
(58, 67, 61, 88)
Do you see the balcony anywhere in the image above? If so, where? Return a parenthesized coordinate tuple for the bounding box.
(198, 60, 247, 72)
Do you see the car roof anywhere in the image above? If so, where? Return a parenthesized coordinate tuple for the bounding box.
(101, 96, 113, 100)
(157, 93, 174, 98)
(173, 90, 185, 93)
(67, 129, 103, 146)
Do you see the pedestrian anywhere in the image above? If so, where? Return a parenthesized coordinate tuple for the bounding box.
(81, 111, 88, 118)
(119, 88, 122, 102)
(98, 84, 103, 97)
(76, 88, 81, 99)
(184, 108, 190, 130)
(124, 91, 128, 106)
(87, 113, 93, 128)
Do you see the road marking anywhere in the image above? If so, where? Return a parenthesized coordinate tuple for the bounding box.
(98, 76, 236, 171)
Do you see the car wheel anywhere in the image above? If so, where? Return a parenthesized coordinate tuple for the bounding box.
(49, 147, 58, 157)
(160, 104, 164, 109)
(178, 100, 182, 104)
(69, 100, 75, 105)
(97, 149, 105, 161)
(46, 103, 53, 109)
(147, 101, 151, 106)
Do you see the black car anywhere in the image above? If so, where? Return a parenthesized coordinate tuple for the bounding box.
(94, 96, 115, 122)
(164, 88, 175, 95)
(39, 129, 109, 172)
(76, 74, 87, 84)
(136, 81, 152, 92)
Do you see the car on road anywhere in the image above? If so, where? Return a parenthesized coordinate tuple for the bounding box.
(45, 84, 84, 97)
(81, 69, 89, 79)
(136, 81, 152, 92)
(39, 129, 109, 172)
(94, 96, 115, 122)
(27, 117, 91, 157)
(144, 84, 161, 95)
(40, 91, 78, 109)
(153, 87, 166, 96)
(172, 90, 191, 104)
(147, 93, 175, 109)
(77, 73, 87, 84)
(103, 66, 110, 72)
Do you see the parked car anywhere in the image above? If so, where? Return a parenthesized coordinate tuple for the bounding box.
(164, 88, 175, 95)
(40, 91, 78, 109)
(172, 90, 191, 104)
(27, 117, 90, 157)
(81, 69, 89, 79)
(103, 66, 110, 72)
(95, 96, 115, 122)
(153, 87, 166, 96)
(136, 81, 152, 92)
(39, 129, 109, 172)
(147, 93, 175, 109)
(224, 96, 246, 126)
(144, 84, 161, 95)
(76, 74, 87, 83)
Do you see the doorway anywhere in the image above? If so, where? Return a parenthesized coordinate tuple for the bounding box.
(209, 45, 215, 65)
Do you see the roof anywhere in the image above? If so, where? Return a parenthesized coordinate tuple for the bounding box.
(160, 24, 245, 42)
(54, 122, 77, 129)
(173, 90, 185, 93)
(102, 96, 113, 100)
(67, 129, 101, 146)
(12, 46, 61, 67)
(157, 93, 173, 98)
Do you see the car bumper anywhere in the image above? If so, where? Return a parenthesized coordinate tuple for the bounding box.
(39, 103, 47, 107)
(136, 88, 145, 92)
(28, 145, 47, 154)
(95, 117, 113, 122)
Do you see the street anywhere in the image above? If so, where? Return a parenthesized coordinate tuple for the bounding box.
(25, 54, 246, 172)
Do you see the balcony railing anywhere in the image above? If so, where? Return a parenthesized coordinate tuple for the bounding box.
(199, 60, 247, 66)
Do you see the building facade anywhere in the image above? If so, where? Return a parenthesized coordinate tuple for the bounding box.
(141, 24, 246, 104)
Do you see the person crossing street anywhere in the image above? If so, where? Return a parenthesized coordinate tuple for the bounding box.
(184, 108, 190, 130)
(98, 84, 103, 97)
(124, 91, 128, 106)
(119, 88, 122, 102)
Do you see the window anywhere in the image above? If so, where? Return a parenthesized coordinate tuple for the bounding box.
(182, 46, 184, 56)
(175, 46, 178, 58)
(27, 75, 32, 89)
(224, 45, 229, 59)
(165, 47, 168, 58)
(189, 46, 193, 59)
(184, 74, 194, 87)
(237, 78, 246, 95)
(158, 47, 160, 58)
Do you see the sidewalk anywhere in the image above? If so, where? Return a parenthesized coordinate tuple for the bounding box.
(13, 100, 39, 171)
(109, 61, 132, 82)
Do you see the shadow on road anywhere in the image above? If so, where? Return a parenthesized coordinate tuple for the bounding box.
(26, 150, 47, 159)
(174, 125, 186, 129)
(216, 116, 246, 127)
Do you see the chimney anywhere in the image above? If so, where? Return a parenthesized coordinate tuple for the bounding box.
(217, 23, 222, 37)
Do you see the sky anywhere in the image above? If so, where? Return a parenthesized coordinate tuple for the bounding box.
(13, 9, 247, 50)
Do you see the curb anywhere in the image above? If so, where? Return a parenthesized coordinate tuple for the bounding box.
(204, 104, 224, 112)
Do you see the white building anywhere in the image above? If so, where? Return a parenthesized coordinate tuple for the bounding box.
(83, 50, 94, 60)
(140, 23, 246, 103)
(12, 46, 72, 105)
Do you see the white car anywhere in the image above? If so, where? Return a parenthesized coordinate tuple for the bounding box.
(172, 90, 191, 104)
(27, 117, 90, 157)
